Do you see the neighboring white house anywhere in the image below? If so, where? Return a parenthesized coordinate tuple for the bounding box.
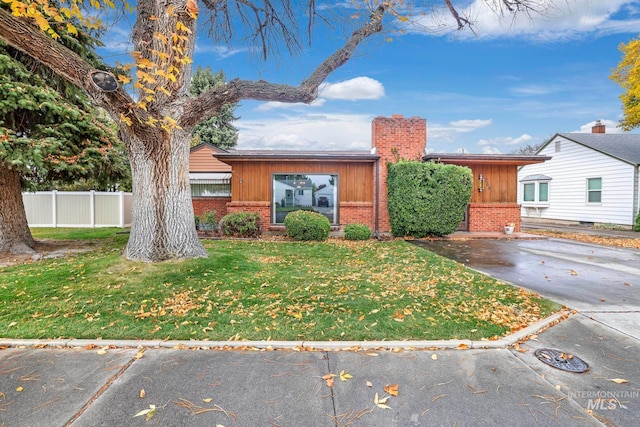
(518, 123, 640, 228)
(273, 179, 313, 207)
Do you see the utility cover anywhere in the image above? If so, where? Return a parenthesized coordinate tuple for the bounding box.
(534, 348, 589, 373)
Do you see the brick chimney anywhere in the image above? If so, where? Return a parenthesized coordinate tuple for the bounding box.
(372, 115, 426, 234)
(592, 120, 606, 134)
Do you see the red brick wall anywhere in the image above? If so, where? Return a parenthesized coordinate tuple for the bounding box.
(372, 115, 426, 234)
(192, 197, 230, 218)
(340, 202, 375, 230)
(468, 203, 521, 232)
(226, 201, 271, 232)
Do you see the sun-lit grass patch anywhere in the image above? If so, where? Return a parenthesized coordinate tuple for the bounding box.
(0, 236, 558, 341)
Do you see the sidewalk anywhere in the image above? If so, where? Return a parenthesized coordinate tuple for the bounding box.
(1, 311, 638, 426)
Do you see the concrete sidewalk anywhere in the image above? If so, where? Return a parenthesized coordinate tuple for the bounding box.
(1, 311, 639, 426)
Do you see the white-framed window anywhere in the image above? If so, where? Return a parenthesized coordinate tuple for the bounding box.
(521, 175, 551, 205)
(587, 177, 602, 204)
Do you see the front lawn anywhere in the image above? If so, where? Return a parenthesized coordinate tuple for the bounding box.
(0, 231, 558, 341)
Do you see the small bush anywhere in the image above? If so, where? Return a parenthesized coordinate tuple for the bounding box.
(344, 224, 371, 240)
(284, 210, 331, 241)
(220, 212, 261, 238)
(635, 212, 640, 232)
(194, 215, 200, 229)
(199, 210, 218, 230)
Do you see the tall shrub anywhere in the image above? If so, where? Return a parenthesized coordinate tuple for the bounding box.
(284, 210, 330, 241)
(387, 161, 473, 237)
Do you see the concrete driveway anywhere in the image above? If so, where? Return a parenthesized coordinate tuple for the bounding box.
(412, 238, 640, 341)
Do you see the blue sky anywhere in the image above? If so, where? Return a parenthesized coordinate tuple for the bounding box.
(102, 1, 640, 154)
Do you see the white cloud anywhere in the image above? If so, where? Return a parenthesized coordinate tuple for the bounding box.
(236, 113, 374, 150)
(482, 146, 503, 154)
(194, 45, 248, 58)
(410, 1, 640, 40)
(575, 119, 625, 134)
(449, 119, 492, 129)
(478, 134, 533, 146)
(255, 98, 326, 112)
(509, 84, 563, 96)
(318, 77, 385, 100)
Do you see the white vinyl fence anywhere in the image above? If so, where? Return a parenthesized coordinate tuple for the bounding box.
(22, 191, 132, 228)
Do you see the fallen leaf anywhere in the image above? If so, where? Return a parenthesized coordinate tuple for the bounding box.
(609, 378, 628, 384)
(623, 282, 632, 286)
(203, 398, 213, 403)
(339, 370, 353, 382)
(456, 343, 469, 350)
(384, 383, 399, 396)
(134, 404, 156, 421)
(16, 386, 23, 392)
(431, 354, 438, 360)
(134, 349, 145, 359)
(322, 374, 336, 388)
(97, 349, 107, 355)
(374, 393, 391, 409)
(139, 389, 145, 398)
(570, 270, 578, 276)
(366, 381, 373, 387)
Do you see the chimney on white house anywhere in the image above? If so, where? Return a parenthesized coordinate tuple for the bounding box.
(592, 120, 606, 134)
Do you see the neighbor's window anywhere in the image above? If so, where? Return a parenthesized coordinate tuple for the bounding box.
(272, 173, 338, 224)
(521, 175, 551, 205)
(523, 183, 535, 202)
(587, 178, 602, 203)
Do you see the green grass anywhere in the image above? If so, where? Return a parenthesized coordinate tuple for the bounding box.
(30, 227, 128, 240)
(0, 232, 558, 342)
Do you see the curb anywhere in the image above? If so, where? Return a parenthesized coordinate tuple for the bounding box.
(0, 311, 573, 352)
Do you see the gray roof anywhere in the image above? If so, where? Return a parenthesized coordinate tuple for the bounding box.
(557, 133, 640, 165)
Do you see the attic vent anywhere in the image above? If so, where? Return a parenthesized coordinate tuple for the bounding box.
(555, 141, 561, 153)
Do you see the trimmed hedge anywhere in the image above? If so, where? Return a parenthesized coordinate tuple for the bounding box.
(635, 211, 640, 232)
(344, 223, 372, 240)
(220, 212, 261, 238)
(387, 160, 473, 237)
(284, 210, 331, 241)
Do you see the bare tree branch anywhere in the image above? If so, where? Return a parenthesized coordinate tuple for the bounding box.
(179, 3, 389, 128)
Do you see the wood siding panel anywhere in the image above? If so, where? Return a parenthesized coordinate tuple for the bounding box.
(225, 160, 375, 203)
(518, 137, 637, 225)
(468, 164, 517, 204)
(189, 145, 231, 172)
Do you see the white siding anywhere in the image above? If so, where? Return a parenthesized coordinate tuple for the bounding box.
(518, 136, 637, 225)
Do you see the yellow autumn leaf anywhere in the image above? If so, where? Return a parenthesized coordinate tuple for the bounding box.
(431, 354, 438, 360)
(609, 378, 629, 384)
(139, 389, 145, 398)
(339, 370, 352, 381)
(203, 398, 212, 403)
(16, 386, 24, 392)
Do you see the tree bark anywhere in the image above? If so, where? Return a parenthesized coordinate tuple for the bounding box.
(0, 161, 36, 254)
(121, 129, 207, 262)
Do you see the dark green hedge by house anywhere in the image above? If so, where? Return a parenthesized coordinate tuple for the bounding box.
(635, 211, 640, 232)
(387, 160, 473, 237)
(344, 223, 372, 240)
(284, 210, 331, 241)
(220, 212, 261, 238)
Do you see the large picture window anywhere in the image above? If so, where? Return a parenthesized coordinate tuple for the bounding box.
(272, 174, 338, 224)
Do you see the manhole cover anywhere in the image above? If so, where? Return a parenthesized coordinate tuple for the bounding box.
(534, 348, 589, 373)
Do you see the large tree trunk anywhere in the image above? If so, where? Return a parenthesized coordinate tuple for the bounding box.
(0, 161, 36, 254)
(122, 129, 207, 262)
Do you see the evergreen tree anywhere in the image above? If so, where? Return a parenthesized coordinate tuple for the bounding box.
(189, 67, 239, 149)
(0, 16, 128, 254)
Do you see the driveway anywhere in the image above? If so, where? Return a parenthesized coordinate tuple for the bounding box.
(412, 238, 640, 340)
